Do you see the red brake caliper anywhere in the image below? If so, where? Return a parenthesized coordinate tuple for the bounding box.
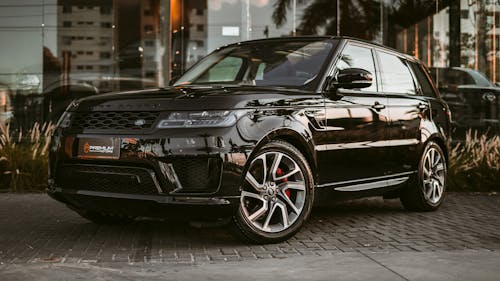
(276, 167, 291, 198)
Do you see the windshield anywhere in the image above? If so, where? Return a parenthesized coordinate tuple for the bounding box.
(174, 39, 336, 89)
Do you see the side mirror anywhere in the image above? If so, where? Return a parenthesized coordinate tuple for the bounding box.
(333, 68, 373, 90)
(325, 68, 373, 100)
(495, 82, 500, 88)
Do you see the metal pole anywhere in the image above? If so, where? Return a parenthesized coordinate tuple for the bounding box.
(379, 0, 382, 43)
(337, 0, 340, 36)
(337, 0, 341, 36)
(293, 0, 296, 36)
(246, 0, 251, 40)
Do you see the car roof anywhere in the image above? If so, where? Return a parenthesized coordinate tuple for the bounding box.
(221, 36, 420, 64)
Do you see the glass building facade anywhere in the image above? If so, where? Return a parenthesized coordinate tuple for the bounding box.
(0, 0, 499, 129)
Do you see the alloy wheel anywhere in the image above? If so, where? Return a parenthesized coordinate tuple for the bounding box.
(422, 147, 446, 204)
(240, 151, 306, 233)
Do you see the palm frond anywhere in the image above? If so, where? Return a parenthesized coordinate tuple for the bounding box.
(298, 0, 335, 34)
(272, 0, 292, 28)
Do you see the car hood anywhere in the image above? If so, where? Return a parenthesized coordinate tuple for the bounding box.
(74, 86, 320, 112)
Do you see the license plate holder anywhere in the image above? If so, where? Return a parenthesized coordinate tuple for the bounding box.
(77, 138, 120, 159)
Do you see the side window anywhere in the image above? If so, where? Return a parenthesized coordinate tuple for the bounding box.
(197, 56, 243, 82)
(255, 62, 266, 80)
(336, 44, 377, 92)
(378, 51, 416, 95)
(409, 62, 437, 98)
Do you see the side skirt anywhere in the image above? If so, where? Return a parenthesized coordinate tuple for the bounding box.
(313, 171, 416, 204)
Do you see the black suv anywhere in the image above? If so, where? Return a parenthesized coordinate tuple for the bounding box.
(48, 37, 451, 244)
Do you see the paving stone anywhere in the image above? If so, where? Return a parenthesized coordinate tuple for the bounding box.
(0, 193, 499, 265)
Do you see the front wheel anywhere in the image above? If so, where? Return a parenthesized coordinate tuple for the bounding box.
(400, 141, 447, 211)
(232, 141, 314, 244)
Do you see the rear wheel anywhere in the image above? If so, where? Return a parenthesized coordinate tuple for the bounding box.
(232, 141, 314, 244)
(400, 142, 447, 211)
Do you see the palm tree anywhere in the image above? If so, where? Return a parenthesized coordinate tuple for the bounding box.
(272, 0, 450, 41)
(388, 0, 447, 28)
(273, 0, 381, 40)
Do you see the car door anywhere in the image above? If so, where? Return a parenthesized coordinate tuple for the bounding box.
(317, 43, 391, 187)
(376, 50, 430, 177)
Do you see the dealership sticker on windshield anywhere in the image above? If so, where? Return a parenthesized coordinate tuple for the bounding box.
(77, 138, 120, 159)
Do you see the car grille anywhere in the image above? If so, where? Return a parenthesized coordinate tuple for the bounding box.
(56, 165, 161, 195)
(71, 111, 159, 131)
(168, 157, 222, 193)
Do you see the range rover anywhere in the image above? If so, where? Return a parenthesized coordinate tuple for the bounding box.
(48, 37, 451, 244)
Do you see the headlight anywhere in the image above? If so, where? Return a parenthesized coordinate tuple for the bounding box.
(56, 100, 79, 128)
(56, 111, 72, 128)
(157, 110, 247, 128)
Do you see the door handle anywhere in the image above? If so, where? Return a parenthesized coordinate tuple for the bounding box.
(417, 103, 429, 111)
(371, 102, 386, 110)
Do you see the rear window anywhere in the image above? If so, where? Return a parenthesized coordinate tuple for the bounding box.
(409, 62, 437, 98)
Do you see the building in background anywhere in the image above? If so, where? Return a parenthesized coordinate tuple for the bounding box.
(56, 0, 115, 88)
(395, 0, 499, 83)
(0, 0, 498, 130)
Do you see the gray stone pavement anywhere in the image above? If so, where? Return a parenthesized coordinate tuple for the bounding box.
(0, 192, 499, 280)
(1, 250, 500, 281)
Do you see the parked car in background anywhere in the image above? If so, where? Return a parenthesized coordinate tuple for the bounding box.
(430, 67, 500, 137)
(0, 84, 13, 125)
(49, 37, 451, 244)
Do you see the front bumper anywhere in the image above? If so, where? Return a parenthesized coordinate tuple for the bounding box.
(48, 126, 254, 219)
(47, 188, 239, 219)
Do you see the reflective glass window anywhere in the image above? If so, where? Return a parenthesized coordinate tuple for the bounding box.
(409, 62, 436, 98)
(378, 52, 416, 95)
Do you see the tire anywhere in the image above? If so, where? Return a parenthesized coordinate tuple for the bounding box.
(232, 141, 314, 244)
(75, 209, 136, 225)
(400, 141, 447, 211)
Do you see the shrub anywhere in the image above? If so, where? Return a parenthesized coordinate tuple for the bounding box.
(447, 130, 500, 191)
(0, 122, 53, 192)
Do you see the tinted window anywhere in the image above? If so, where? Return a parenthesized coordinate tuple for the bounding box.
(196, 57, 243, 82)
(409, 62, 436, 97)
(337, 44, 377, 92)
(378, 52, 416, 95)
(175, 39, 336, 89)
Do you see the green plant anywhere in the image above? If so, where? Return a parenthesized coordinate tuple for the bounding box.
(448, 130, 500, 191)
(0, 122, 53, 192)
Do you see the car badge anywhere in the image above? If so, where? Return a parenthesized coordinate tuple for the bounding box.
(134, 119, 146, 126)
(483, 92, 496, 102)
